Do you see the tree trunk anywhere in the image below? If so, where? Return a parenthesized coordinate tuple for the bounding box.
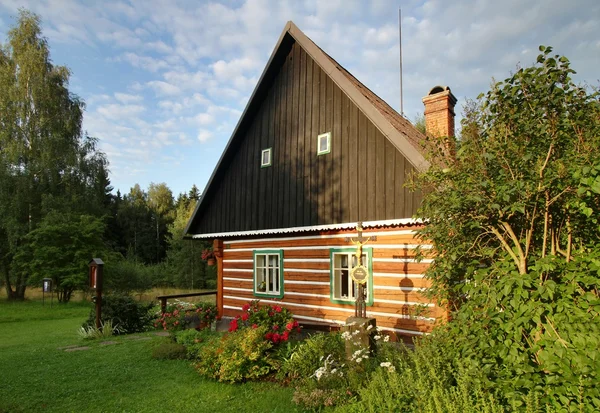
(2, 266, 16, 300)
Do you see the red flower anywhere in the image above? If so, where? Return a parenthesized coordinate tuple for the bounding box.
(274, 306, 282, 313)
(296, 327, 302, 334)
(286, 322, 294, 331)
(228, 319, 238, 332)
(293, 321, 299, 328)
(265, 332, 273, 340)
(272, 325, 279, 331)
(241, 312, 249, 321)
(268, 312, 274, 317)
(282, 331, 289, 341)
(252, 324, 258, 329)
(272, 333, 280, 344)
(242, 303, 250, 312)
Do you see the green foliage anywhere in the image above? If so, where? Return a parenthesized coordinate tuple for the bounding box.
(229, 300, 299, 344)
(195, 326, 280, 383)
(166, 200, 213, 289)
(103, 257, 154, 294)
(281, 332, 345, 380)
(0, 10, 110, 300)
(151, 341, 187, 360)
(77, 319, 122, 340)
(153, 300, 217, 333)
(13, 211, 107, 302)
(83, 293, 154, 334)
(415, 46, 600, 411)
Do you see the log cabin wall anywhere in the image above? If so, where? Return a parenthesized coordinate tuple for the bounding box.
(219, 224, 442, 340)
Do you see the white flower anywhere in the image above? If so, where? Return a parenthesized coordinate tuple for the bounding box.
(356, 357, 362, 363)
(330, 368, 337, 374)
(374, 335, 381, 341)
(352, 330, 360, 336)
(380, 362, 392, 368)
(388, 366, 396, 373)
(383, 335, 390, 342)
(366, 324, 373, 331)
(341, 331, 351, 340)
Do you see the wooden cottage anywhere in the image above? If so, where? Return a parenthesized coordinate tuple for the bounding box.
(185, 21, 457, 340)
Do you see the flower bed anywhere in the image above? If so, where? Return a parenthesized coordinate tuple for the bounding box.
(153, 300, 217, 333)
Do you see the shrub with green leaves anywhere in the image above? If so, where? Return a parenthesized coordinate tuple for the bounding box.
(82, 294, 154, 334)
(414, 46, 600, 410)
(153, 300, 217, 333)
(228, 301, 299, 345)
(194, 326, 279, 383)
(281, 332, 344, 380)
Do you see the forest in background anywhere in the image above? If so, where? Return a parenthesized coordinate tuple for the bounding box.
(0, 11, 213, 302)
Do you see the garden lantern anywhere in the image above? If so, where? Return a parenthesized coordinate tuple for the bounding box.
(42, 278, 53, 307)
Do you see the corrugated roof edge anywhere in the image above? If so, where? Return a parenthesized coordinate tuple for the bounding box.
(189, 218, 424, 239)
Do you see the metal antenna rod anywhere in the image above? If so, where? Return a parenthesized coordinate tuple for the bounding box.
(399, 8, 404, 117)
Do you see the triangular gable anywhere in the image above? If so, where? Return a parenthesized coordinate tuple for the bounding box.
(185, 21, 428, 236)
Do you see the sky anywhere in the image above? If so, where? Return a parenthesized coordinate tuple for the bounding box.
(0, 0, 599, 197)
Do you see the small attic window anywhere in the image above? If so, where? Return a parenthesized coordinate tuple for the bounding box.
(261, 148, 272, 167)
(317, 132, 331, 155)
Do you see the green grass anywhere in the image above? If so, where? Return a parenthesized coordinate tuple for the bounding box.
(0, 299, 301, 413)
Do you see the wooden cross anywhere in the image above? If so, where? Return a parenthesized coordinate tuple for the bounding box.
(346, 222, 377, 318)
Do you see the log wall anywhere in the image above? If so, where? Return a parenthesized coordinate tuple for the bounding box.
(219, 224, 442, 339)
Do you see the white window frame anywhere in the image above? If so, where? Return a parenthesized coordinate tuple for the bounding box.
(317, 132, 331, 155)
(330, 248, 373, 305)
(261, 148, 272, 167)
(253, 250, 283, 298)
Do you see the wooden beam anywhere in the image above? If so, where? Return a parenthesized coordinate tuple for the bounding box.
(213, 239, 224, 319)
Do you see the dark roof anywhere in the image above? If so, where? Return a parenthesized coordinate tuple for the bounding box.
(184, 21, 429, 236)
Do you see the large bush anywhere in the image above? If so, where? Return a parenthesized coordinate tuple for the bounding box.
(415, 46, 600, 410)
(82, 294, 154, 334)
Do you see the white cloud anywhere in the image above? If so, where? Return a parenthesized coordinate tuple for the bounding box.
(97, 103, 146, 120)
(114, 92, 143, 103)
(118, 52, 168, 72)
(146, 80, 181, 95)
(197, 130, 212, 142)
(5, 0, 597, 196)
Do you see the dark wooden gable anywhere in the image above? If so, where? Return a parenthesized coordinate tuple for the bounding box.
(186, 26, 425, 236)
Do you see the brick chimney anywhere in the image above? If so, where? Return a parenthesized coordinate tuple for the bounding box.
(422, 86, 457, 138)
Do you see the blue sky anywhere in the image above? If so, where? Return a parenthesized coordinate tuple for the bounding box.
(1, 0, 598, 197)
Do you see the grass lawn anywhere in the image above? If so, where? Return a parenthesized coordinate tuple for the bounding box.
(0, 299, 301, 413)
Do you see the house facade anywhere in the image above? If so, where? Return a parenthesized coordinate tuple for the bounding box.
(185, 21, 457, 340)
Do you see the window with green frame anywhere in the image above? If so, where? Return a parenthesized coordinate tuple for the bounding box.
(329, 247, 373, 305)
(253, 250, 284, 298)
